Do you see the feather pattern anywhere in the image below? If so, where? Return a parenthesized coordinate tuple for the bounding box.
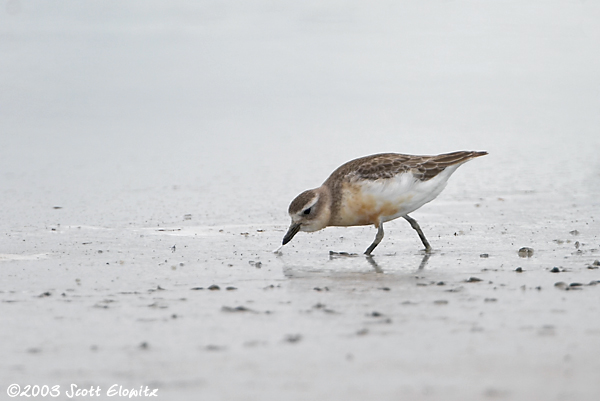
(325, 151, 487, 226)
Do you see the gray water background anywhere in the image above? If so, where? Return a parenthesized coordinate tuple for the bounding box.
(1, 1, 600, 400)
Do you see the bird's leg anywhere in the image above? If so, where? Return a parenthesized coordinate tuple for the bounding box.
(403, 215, 432, 253)
(364, 224, 384, 255)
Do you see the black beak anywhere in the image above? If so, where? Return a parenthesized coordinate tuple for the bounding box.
(282, 223, 301, 245)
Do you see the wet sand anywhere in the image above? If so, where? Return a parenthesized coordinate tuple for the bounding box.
(2, 1, 600, 400)
(2, 188, 599, 400)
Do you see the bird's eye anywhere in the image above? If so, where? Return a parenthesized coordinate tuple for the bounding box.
(303, 207, 312, 215)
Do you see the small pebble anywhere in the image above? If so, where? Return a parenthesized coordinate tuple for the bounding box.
(221, 306, 252, 313)
(517, 247, 534, 258)
(515, 267, 523, 273)
(554, 282, 583, 290)
(205, 345, 225, 351)
(480, 253, 489, 258)
(550, 267, 560, 273)
(466, 277, 483, 283)
(329, 251, 358, 256)
(26, 347, 42, 354)
(284, 334, 302, 343)
(208, 285, 220, 290)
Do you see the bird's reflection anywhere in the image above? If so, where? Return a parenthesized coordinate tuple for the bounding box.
(417, 252, 431, 270)
(365, 252, 430, 272)
(365, 255, 383, 273)
(327, 250, 432, 273)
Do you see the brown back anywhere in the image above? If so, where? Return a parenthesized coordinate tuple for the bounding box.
(325, 151, 487, 183)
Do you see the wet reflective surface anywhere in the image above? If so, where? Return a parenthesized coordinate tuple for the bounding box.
(1, 1, 600, 400)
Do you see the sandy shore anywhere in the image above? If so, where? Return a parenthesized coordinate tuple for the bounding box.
(2, 186, 599, 400)
(2, 1, 600, 400)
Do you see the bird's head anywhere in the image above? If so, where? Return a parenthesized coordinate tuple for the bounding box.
(282, 187, 331, 245)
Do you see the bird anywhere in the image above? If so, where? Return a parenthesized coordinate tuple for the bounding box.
(280, 150, 487, 255)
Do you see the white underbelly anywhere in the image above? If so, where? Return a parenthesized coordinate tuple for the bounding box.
(333, 169, 455, 226)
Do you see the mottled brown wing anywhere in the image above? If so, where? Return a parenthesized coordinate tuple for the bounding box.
(352, 153, 414, 179)
(338, 151, 487, 182)
(410, 151, 488, 180)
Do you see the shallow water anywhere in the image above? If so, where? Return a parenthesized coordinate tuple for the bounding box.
(1, 1, 600, 400)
